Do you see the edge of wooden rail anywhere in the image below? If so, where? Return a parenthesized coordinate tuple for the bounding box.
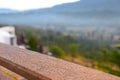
(0, 56, 51, 80)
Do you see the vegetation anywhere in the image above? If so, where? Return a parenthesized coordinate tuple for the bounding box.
(50, 46, 65, 58)
(27, 34, 38, 51)
(16, 27, 120, 77)
(97, 64, 120, 76)
(109, 50, 120, 67)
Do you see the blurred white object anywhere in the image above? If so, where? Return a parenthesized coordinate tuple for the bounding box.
(18, 45, 26, 49)
(48, 52, 53, 56)
(0, 26, 26, 49)
(0, 26, 17, 46)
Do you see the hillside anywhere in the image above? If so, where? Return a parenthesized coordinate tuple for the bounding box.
(0, 0, 120, 27)
(0, 8, 18, 14)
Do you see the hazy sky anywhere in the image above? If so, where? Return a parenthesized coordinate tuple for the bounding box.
(0, 0, 79, 11)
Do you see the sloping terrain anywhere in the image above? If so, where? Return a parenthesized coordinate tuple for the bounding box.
(0, 0, 120, 27)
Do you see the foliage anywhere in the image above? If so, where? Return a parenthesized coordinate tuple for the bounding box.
(16, 26, 120, 77)
(50, 46, 65, 58)
(68, 43, 79, 57)
(27, 34, 38, 51)
(97, 64, 120, 76)
(109, 50, 120, 67)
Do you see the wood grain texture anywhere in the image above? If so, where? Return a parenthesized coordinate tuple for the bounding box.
(0, 43, 120, 80)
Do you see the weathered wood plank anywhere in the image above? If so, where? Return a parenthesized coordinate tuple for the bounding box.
(0, 56, 51, 80)
(0, 70, 14, 80)
(0, 43, 120, 80)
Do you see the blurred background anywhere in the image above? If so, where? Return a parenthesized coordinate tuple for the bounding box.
(0, 0, 120, 77)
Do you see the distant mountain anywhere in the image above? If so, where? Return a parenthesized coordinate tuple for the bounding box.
(0, 0, 120, 27)
(26, 0, 119, 13)
(0, 8, 18, 14)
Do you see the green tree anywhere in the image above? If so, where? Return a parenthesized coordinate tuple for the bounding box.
(50, 46, 65, 58)
(27, 34, 38, 51)
(69, 43, 79, 57)
(109, 50, 120, 67)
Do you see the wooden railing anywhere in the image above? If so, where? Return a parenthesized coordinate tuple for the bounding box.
(0, 43, 120, 80)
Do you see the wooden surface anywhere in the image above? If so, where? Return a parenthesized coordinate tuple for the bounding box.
(0, 43, 120, 80)
(0, 70, 14, 80)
